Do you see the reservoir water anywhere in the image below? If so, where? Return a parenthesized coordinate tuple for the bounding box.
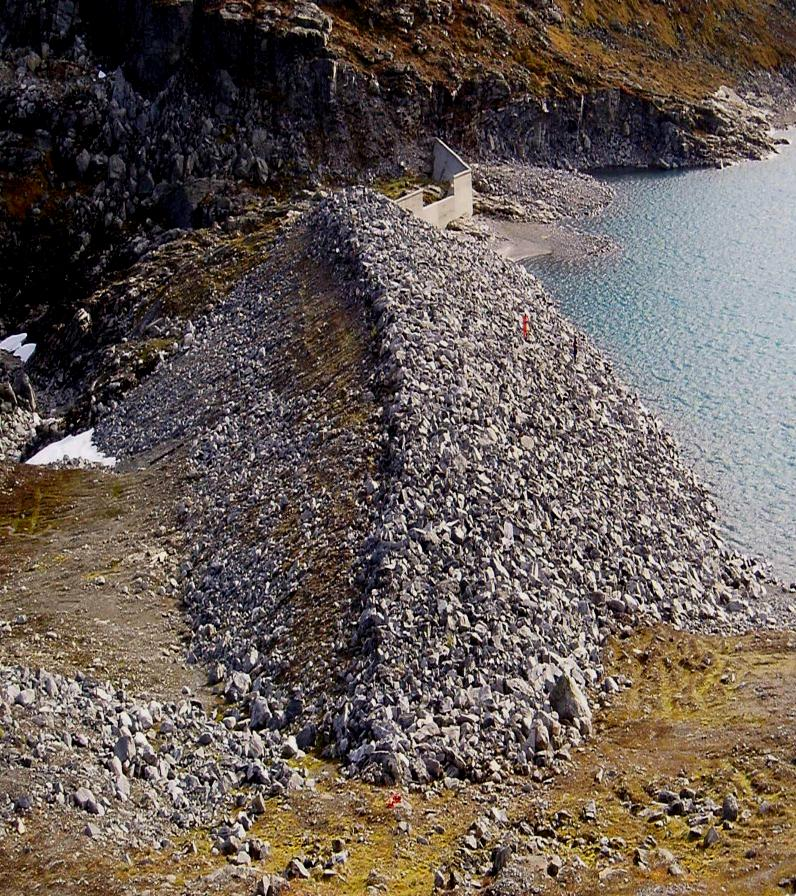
(530, 139, 796, 583)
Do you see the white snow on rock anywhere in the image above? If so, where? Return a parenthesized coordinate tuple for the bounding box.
(0, 332, 37, 363)
(1, 333, 27, 352)
(27, 429, 117, 468)
(15, 343, 36, 362)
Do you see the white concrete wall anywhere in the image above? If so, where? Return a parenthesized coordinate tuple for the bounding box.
(394, 139, 473, 230)
(395, 188, 426, 215)
(418, 195, 455, 228)
(451, 169, 474, 218)
(433, 139, 469, 183)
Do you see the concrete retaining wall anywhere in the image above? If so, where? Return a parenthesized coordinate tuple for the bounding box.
(395, 139, 473, 229)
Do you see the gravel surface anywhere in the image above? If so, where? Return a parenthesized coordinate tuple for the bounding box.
(471, 164, 614, 224)
(2, 185, 792, 854)
(0, 662, 308, 845)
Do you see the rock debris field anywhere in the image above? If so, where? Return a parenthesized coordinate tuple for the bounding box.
(2, 189, 789, 843)
(471, 163, 614, 223)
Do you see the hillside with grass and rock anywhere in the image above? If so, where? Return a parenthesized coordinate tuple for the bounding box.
(3, 185, 796, 895)
(2, 3, 796, 895)
(2, 0, 796, 339)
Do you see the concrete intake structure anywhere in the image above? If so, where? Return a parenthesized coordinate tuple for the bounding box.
(395, 139, 473, 229)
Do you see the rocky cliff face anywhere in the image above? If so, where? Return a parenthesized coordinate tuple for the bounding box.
(1, 0, 795, 339)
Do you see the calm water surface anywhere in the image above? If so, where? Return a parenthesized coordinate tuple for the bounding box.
(530, 140, 796, 582)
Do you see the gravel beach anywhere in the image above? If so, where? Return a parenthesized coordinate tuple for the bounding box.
(469, 164, 618, 263)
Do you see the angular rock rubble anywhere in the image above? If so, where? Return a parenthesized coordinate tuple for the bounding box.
(0, 664, 307, 840)
(472, 163, 614, 223)
(95, 189, 779, 786)
(0, 347, 39, 461)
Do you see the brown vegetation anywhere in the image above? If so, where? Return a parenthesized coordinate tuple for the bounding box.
(315, 0, 796, 101)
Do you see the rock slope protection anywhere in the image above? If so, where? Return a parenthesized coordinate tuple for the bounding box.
(97, 221, 383, 729)
(313, 191, 774, 783)
(99, 190, 773, 786)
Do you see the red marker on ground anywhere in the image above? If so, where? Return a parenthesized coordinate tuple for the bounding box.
(522, 314, 529, 339)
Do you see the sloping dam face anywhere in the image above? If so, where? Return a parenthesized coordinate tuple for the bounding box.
(97, 189, 765, 785)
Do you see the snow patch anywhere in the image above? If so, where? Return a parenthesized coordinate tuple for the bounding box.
(15, 343, 36, 363)
(27, 429, 117, 468)
(1, 333, 27, 352)
(1, 332, 37, 363)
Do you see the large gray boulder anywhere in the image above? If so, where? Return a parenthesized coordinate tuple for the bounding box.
(550, 673, 592, 733)
(0, 350, 36, 411)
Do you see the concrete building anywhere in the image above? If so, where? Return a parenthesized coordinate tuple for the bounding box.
(395, 139, 473, 229)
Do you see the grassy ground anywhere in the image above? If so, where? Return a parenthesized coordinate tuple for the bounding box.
(529, 627, 796, 894)
(0, 458, 202, 699)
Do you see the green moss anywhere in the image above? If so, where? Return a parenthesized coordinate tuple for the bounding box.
(249, 772, 470, 895)
(144, 224, 281, 320)
(521, 627, 796, 891)
(373, 176, 431, 200)
(0, 468, 84, 537)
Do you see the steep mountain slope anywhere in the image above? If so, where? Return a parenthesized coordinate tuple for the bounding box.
(2, 0, 795, 341)
(324, 0, 796, 99)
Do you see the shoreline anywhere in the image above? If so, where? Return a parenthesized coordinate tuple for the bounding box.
(478, 124, 796, 266)
(481, 216, 616, 264)
(489, 159, 794, 591)
(468, 162, 620, 264)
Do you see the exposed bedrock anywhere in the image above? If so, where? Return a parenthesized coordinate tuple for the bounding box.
(0, 0, 786, 338)
(467, 85, 774, 169)
(0, 349, 40, 461)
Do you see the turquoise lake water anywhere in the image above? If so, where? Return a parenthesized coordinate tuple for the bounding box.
(529, 139, 796, 583)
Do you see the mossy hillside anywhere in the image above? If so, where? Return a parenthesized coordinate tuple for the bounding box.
(0, 465, 120, 540)
(0, 459, 196, 694)
(319, 0, 796, 103)
(82, 211, 286, 332)
(527, 627, 796, 893)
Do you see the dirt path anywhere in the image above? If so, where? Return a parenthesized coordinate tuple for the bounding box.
(0, 456, 205, 701)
